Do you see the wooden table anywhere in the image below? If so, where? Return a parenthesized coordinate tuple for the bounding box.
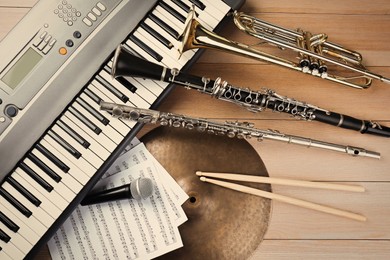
(1, 0, 389, 259)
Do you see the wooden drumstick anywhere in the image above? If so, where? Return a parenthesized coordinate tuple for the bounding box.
(199, 176, 366, 222)
(196, 171, 365, 192)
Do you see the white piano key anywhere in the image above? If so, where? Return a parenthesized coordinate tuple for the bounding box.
(0, 250, 12, 260)
(0, 220, 32, 255)
(64, 110, 117, 155)
(99, 70, 150, 109)
(43, 135, 96, 179)
(12, 172, 64, 217)
(31, 149, 84, 194)
(51, 125, 104, 169)
(60, 115, 111, 162)
(0, 196, 46, 237)
(72, 102, 123, 145)
(205, 0, 231, 16)
(79, 92, 130, 136)
(0, 239, 24, 260)
(154, 6, 184, 32)
(2, 183, 55, 228)
(24, 158, 75, 205)
(0, 202, 40, 244)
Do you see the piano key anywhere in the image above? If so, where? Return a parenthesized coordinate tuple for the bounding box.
(143, 16, 195, 61)
(43, 135, 97, 179)
(68, 106, 102, 135)
(19, 162, 53, 192)
(206, 0, 231, 16)
(140, 22, 173, 49)
(71, 102, 123, 144)
(0, 188, 32, 218)
(0, 222, 31, 255)
(129, 34, 163, 62)
(189, 0, 205, 10)
(11, 172, 63, 218)
(0, 250, 12, 260)
(0, 228, 10, 243)
(0, 211, 19, 232)
(6, 176, 41, 207)
(0, 202, 40, 244)
(96, 74, 129, 103)
(159, 1, 186, 23)
(79, 92, 130, 136)
(30, 148, 84, 194)
(23, 158, 76, 204)
(27, 153, 62, 183)
(39, 138, 94, 182)
(154, 6, 185, 33)
(99, 69, 151, 109)
(64, 110, 117, 153)
(182, 0, 220, 28)
(59, 115, 111, 161)
(0, 238, 24, 260)
(86, 83, 137, 129)
(133, 29, 187, 68)
(115, 76, 138, 93)
(0, 196, 46, 239)
(76, 97, 110, 126)
(1, 182, 55, 228)
(51, 125, 104, 168)
(35, 143, 70, 173)
(148, 12, 180, 39)
(84, 87, 102, 104)
(48, 130, 81, 159)
(57, 119, 91, 149)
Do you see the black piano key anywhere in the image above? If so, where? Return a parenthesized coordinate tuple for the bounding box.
(95, 74, 129, 103)
(103, 65, 138, 94)
(0, 188, 32, 218)
(189, 0, 206, 10)
(19, 162, 53, 192)
(140, 22, 173, 49)
(57, 119, 90, 149)
(148, 13, 180, 39)
(69, 106, 102, 135)
(76, 97, 110, 126)
(0, 228, 11, 243)
(128, 35, 163, 62)
(48, 130, 81, 159)
(84, 88, 102, 105)
(6, 177, 41, 207)
(159, 1, 186, 23)
(35, 143, 70, 173)
(0, 211, 19, 232)
(27, 153, 62, 183)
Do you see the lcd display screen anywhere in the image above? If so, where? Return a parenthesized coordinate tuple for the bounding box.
(1, 48, 42, 90)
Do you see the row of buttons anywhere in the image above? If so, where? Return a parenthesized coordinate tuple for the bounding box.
(82, 2, 106, 27)
(33, 31, 57, 55)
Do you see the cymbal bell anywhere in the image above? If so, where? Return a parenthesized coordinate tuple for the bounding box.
(141, 126, 272, 259)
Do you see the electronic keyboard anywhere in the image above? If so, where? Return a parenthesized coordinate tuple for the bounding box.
(0, 0, 245, 258)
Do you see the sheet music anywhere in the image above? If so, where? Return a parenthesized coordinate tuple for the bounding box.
(48, 139, 188, 259)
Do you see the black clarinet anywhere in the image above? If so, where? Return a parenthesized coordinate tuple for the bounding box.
(111, 45, 390, 138)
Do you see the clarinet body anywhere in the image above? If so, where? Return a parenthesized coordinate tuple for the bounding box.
(100, 101, 380, 159)
(112, 45, 390, 138)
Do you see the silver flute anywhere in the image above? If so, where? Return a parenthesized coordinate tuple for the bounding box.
(100, 101, 380, 159)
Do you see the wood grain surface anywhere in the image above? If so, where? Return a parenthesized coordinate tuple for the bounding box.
(1, 0, 389, 259)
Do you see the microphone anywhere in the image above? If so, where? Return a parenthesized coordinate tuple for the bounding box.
(81, 177, 154, 206)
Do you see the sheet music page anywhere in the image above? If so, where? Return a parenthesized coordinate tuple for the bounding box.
(48, 141, 188, 259)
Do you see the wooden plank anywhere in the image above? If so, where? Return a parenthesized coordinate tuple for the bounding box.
(250, 240, 390, 259)
(0, 0, 37, 8)
(242, 0, 390, 15)
(0, 8, 30, 41)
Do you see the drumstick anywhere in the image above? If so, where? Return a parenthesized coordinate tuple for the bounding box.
(199, 176, 366, 222)
(196, 171, 365, 192)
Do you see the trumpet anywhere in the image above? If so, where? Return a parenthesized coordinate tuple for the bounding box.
(179, 8, 390, 89)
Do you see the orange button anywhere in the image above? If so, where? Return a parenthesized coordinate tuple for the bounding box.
(59, 47, 67, 55)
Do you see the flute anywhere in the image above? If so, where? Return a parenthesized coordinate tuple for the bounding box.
(111, 45, 390, 138)
(99, 101, 380, 159)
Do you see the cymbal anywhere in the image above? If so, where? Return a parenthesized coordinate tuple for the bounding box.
(141, 126, 272, 260)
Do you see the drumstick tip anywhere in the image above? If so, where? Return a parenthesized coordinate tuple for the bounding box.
(196, 171, 203, 176)
(200, 176, 207, 182)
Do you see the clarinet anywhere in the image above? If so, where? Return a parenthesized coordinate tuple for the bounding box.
(111, 45, 390, 138)
(100, 101, 380, 159)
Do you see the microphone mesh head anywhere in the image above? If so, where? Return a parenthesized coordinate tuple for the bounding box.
(130, 177, 154, 200)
